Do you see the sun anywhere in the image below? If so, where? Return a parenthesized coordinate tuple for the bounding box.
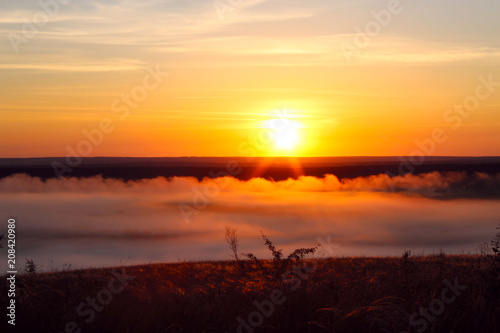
(274, 124, 299, 149)
(265, 118, 301, 151)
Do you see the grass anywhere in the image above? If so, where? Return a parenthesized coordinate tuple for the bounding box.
(1, 253, 499, 333)
(2, 226, 499, 332)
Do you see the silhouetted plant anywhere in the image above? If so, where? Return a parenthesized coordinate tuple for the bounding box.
(491, 224, 500, 255)
(438, 248, 446, 260)
(401, 249, 415, 281)
(262, 233, 283, 261)
(225, 226, 240, 264)
(25, 258, 37, 274)
(401, 249, 412, 263)
(479, 223, 500, 301)
(243, 232, 319, 279)
(488, 224, 500, 267)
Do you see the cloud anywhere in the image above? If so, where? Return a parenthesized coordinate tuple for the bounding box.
(0, 61, 145, 72)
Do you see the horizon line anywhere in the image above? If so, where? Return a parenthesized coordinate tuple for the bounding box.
(1, 155, 500, 159)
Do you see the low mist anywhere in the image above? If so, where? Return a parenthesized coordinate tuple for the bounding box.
(1, 172, 499, 271)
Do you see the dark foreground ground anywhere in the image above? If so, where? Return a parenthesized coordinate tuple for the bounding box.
(2, 253, 499, 333)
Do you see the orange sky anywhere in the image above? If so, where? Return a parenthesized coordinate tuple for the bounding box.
(1, 0, 499, 157)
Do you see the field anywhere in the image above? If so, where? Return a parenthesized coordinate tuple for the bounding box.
(2, 248, 499, 333)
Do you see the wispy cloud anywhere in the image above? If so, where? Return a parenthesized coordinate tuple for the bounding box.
(0, 61, 145, 72)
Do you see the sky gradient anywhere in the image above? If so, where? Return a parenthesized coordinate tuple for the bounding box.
(1, 0, 499, 157)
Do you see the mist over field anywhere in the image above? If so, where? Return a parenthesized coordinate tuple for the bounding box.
(1, 172, 499, 271)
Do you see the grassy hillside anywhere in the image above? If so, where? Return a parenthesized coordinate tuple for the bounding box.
(2, 252, 499, 333)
